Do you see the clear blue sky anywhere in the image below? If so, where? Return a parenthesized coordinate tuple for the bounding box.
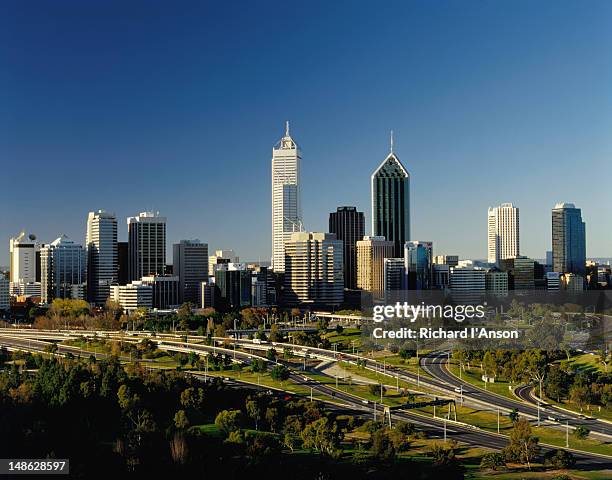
(1, 0, 611, 265)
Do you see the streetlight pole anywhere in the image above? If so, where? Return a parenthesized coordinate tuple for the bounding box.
(497, 408, 500, 434)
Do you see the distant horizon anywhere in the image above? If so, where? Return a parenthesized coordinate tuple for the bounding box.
(2, 1, 611, 264)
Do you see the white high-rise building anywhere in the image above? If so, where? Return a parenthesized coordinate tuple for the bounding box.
(110, 282, 153, 313)
(271, 122, 302, 272)
(487, 203, 519, 265)
(9, 231, 39, 286)
(86, 210, 118, 305)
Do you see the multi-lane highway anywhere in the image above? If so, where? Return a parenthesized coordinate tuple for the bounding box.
(420, 351, 612, 438)
(0, 329, 610, 469)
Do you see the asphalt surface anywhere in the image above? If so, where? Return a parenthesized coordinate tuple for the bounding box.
(419, 351, 612, 438)
(0, 332, 610, 469)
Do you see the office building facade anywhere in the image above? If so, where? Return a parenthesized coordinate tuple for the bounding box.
(371, 141, 410, 258)
(173, 240, 208, 305)
(40, 235, 86, 304)
(329, 206, 365, 290)
(271, 122, 302, 272)
(487, 203, 519, 265)
(284, 232, 344, 306)
(127, 212, 167, 281)
(552, 203, 586, 275)
(9, 231, 39, 287)
(356, 236, 394, 293)
(404, 241, 433, 290)
(86, 210, 118, 305)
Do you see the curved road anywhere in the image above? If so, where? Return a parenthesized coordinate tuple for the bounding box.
(0, 333, 611, 469)
(420, 351, 612, 438)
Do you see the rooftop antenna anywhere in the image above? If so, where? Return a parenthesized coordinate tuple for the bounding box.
(390, 130, 394, 153)
(285, 120, 290, 136)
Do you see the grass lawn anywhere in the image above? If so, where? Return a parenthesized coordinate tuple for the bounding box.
(561, 353, 607, 375)
(338, 361, 437, 396)
(324, 328, 362, 351)
(448, 361, 518, 401)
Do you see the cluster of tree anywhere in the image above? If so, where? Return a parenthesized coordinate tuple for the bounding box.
(33, 298, 122, 330)
(453, 348, 611, 411)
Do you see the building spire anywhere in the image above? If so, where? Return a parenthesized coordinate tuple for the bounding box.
(390, 129, 394, 153)
(285, 120, 290, 137)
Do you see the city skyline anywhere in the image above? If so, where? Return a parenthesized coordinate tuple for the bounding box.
(2, 1, 611, 264)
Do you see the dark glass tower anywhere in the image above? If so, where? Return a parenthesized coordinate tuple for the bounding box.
(371, 145, 410, 258)
(552, 203, 586, 275)
(329, 206, 365, 290)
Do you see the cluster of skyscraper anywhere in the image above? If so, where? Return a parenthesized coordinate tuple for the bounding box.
(272, 123, 605, 308)
(2, 123, 608, 316)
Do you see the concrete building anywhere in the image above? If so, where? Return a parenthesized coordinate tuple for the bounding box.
(405, 241, 433, 290)
(329, 206, 365, 290)
(433, 255, 459, 268)
(487, 203, 520, 265)
(383, 258, 406, 293)
(110, 282, 153, 313)
(117, 242, 128, 285)
(200, 281, 215, 308)
(371, 133, 410, 258)
(499, 256, 535, 290)
(546, 271, 561, 291)
(283, 232, 344, 307)
(40, 235, 86, 303)
(560, 273, 585, 292)
(140, 274, 180, 309)
(208, 250, 239, 277)
(433, 264, 451, 289)
(9, 231, 39, 288)
(485, 270, 509, 296)
(450, 266, 486, 304)
(271, 122, 303, 272)
(0, 277, 9, 311)
(357, 236, 394, 293)
(9, 281, 41, 298)
(173, 240, 208, 305)
(86, 210, 118, 305)
(214, 263, 251, 310)
(552, 203, 586, 275)
(127, 211, 166, 282)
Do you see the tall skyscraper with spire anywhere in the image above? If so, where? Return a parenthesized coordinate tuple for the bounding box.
(371, 132, 410, 258)
(271, 121, 302, 272)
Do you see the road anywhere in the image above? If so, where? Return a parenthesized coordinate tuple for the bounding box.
(419, 351, 612, 438)
(0, 331, 611, 469)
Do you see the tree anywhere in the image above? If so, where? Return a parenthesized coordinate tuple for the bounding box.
(480, 452, 506, 471)
(246, 400, 262, 430)
(573, 425, 590, 440)
(508, 408, 520, 423)
(177, 302, 193, 330)
(214, 409, 242, 435)
(265, 407, 280, 432)
(174, 409, 190, 430)
(267, 348, 278, 362)
(180, 387, 204, 410)
(270, 365, 290, 382)
(429, 443, 456, 466)
(301, 418, 342, 456)
(543, 449, 575, 469)
(503, 418, 540, 469)
(544, 366, 570, 402)
(370, 428, 396, 462)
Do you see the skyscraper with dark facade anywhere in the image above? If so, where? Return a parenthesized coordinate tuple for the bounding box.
(173, 239, 208, 305)
(552, 203, 586, 275)
(127, 212, 166, 282)
(371, 137, 410, 258)
(329, 206, 364, 290)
